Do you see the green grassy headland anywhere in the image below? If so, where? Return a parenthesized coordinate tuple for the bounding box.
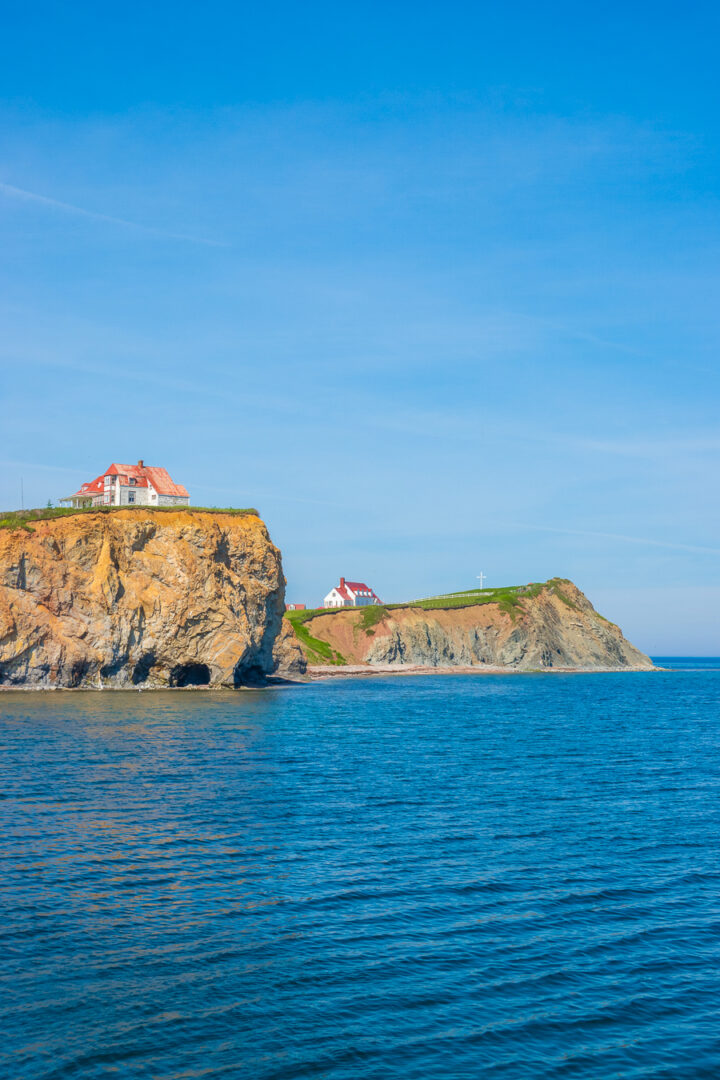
(285, 578, 585, 636)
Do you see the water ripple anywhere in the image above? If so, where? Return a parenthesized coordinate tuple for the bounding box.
(1, 669, 720, 1078)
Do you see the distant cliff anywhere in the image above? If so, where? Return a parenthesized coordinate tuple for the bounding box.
(287, 580, 654, 671)
(0, 508, 286, 688)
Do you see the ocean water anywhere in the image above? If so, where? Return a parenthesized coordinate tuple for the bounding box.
(2, 667, 719, 1079)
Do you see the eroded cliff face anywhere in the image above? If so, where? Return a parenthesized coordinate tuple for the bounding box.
(272, 618, 308, 679)
(0, 509, 286, 688)
(294, 581, 654, 671)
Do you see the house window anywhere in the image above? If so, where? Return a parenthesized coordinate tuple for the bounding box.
(128, 492, 135, 504)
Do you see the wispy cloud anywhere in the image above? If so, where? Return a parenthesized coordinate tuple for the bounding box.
(508, 522, 720, 556)
(0, 181, 227, 247)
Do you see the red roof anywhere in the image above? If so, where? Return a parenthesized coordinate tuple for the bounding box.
(141, 466, 188, 497)
(76, 474, 105, 495)
(71, 463, 188, 498)
(332, 579, 381, 603)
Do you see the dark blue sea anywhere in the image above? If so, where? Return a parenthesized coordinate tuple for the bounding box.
(2, 662, 720, 1079)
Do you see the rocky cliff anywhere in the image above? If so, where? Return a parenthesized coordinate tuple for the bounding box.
(290, 580, 654, 671)
(0, 509, 286, 688)
(271, 617, 308, 679)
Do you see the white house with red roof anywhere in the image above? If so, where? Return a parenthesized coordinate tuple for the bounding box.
(60, 461, 190, 509)
(323, 577, 382, 608)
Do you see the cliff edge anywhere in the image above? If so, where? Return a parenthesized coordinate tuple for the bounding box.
(287, 580, 654, 672)
(0, 508, 286, 688)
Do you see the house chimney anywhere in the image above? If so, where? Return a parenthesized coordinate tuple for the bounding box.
(137, 459, 144, 468)
(340, 577, 345, 588)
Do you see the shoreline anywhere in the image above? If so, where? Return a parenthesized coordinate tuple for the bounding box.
(306, 662, 661, 680)
(0, 662, 663, 692)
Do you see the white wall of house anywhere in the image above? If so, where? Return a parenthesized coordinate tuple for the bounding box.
(106, 485, 187, 506)
(117, 483, 148, 505)
(323, 589, 346, 608)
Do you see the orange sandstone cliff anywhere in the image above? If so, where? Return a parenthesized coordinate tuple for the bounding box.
(0, 509, 291, 688)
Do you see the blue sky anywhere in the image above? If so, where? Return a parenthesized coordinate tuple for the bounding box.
(1, 2, 719, 653)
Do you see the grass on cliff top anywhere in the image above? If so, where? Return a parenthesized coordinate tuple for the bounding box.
(286, 616, 347, 666)
(285, 579, 578, 626)
(0, 506, 260, 532)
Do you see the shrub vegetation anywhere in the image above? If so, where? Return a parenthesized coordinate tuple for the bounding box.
(284, 611, 347, 665)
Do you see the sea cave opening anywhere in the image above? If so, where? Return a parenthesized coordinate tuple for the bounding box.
(169, 662, 211, 687)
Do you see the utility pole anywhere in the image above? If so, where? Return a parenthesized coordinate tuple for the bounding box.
(20, 477, 24, 511)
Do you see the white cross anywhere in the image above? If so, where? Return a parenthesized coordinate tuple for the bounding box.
(477, 572, 486, 589)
